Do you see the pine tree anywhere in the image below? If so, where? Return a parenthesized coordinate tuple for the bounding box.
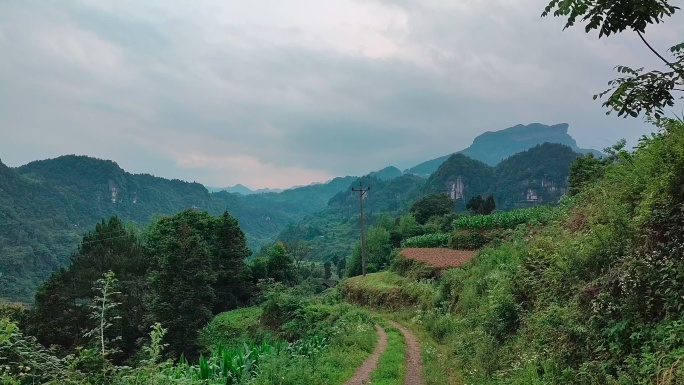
(483, 195, 496, 215)
(212, 211, 251, 312)
(27, 217, 145, 361)
(147, 216, 216, 359)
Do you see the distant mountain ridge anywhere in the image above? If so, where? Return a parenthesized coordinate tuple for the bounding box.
(404, 122, 602, 176)
(1, 121, 603, 302)
(277, 142, 583, 262)
(0, 155, 355, 301)
(207, 184, 285, 195)
(366, 166, 402, 181)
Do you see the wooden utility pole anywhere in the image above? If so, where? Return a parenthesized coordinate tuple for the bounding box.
(352, 182, 370, 276)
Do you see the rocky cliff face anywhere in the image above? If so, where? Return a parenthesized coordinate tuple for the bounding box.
(460, 123, 601, 166)
(404, 122, 602, 175)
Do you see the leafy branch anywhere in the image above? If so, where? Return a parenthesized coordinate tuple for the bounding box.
(543, 0, 683, 119)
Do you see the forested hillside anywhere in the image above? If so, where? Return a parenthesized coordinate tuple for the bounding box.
(0, 155, 354, 302)
(278, 143, 581, 261)
(1, 143, 582, 302)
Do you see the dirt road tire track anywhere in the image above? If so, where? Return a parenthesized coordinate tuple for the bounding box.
(388, 320, 424, 385)
(343, 324, 388, 385)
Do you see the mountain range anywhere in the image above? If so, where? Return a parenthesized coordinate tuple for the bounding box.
(207, 184, 286, 195)
(1, 122, 597, 301)
(404, 122, 602, 176)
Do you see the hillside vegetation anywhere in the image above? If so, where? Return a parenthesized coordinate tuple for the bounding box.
(283, 143, 580, 264)
(0, 155, 354, 301)
(3, 119, 683, 384)
(344, 118, 684, 384)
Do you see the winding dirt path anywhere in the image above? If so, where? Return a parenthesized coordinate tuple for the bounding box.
(344, 324, 388, 385)
(388, 320, 424, 385)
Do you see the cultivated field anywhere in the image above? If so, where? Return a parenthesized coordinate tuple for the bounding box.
(400, 248, 475, 268)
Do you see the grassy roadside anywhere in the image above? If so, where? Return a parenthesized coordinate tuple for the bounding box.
(369, 323, 406, 385)
(249, 312, 378, 385)
(372, 309, 465, 385)
(341, 271, 463, 384)
(389, 310, 465, 385)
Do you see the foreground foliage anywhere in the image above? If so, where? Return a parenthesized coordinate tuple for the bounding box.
(543, 0, 683, 119)
(2, 281, 377, 385)
(391, 119, 684, 384)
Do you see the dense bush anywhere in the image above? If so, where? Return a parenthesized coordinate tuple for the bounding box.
(448, 230, 490, 250)
(390, 253, 441, 280)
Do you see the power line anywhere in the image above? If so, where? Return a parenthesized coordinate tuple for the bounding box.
(351, 182, 370, 276)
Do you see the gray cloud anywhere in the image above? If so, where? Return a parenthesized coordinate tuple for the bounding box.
(1, 0, 682, 188)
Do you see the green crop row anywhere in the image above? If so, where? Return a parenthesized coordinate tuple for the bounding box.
(452, 205, 559, 230)
(401, 233, 449, 248)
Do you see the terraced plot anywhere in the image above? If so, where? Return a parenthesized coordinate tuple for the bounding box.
(400, 248, 475, 268)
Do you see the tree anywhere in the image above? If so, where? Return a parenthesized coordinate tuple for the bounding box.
(484, 195, 496, 214)
(466, 195, 496, 215)
(347, 225, 392, 276)
(147, 216, 216, 359)
(375, 213, 396, 231)
(466, 195, 485, 214)
(410, 194, 455, 224)
(336, 257, 347, 278)
(398, 213, 421, 238)
(145, 209, 250, 359)
(567, 153, 606, 195)
(26, 217, 145, 362)
(542, 0, 682, 119)
(265, 242, 294, 285)
(323, 261, 332, 279)
(212, 212, 251, 312)
(281, 239, 311, 284)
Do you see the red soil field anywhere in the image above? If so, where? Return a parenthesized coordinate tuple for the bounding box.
(400, 248, 476, 268)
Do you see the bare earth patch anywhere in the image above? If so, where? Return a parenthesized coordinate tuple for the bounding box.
(388, 321, 423, 385)
(344, 325, 388, 385)
(400, 248, 476, 268)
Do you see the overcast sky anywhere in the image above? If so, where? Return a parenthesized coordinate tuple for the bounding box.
(1, 0, 682, 189)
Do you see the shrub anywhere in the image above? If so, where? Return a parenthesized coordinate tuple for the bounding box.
(449, 230, 489, 250)
(390, 253, 440, 280)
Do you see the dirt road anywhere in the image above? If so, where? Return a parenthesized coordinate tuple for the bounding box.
(389, 320, 424, 385)
(343, 324, 388, 385)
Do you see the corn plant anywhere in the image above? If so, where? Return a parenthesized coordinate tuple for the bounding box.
(401, 233, 450, 248)
(287, 334, 329, 373)
(453, 205, 559, 230)
(156, 341, 275, 384)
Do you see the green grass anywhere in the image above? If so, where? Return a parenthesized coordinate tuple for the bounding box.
(342, 272, 436, 310)
(378, 310, 465, 385)
(369, 325, 406, 385)
(199, 306, 264, 349)
(346, 271, 406, 290)
(253, 314, 378, 385)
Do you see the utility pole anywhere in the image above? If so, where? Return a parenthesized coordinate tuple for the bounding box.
(352, 182, 370, 276)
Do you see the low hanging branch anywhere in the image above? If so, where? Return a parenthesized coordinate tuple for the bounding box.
(543, 0, 683, 119)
